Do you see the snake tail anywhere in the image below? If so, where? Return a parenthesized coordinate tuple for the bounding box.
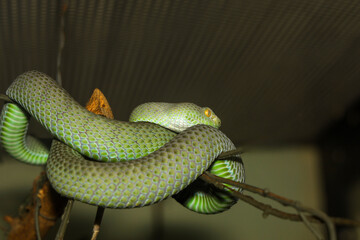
(174, 157, 244, 214)
(0, 103, 48, 164)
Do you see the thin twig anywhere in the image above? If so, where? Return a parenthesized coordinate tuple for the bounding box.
(34, 175, 47, 240)
(200, 171, 360, 239)
(199, 171, 360, 240)
(85, 87, 115, 239)
(0, 93, 12, 102)
(201, 173, 310, 221)
(91, 207, 105, 240)
(217, 147, 360, 231)
(201, 171, 360, 227)
(330, 217, 360, 227)
(53, 87, 113, 239)
(35, 198, 42, 240)
(53, 3, 69, 239)
(217, 147, 243, 159)
(297, 208, 323, 240)
(55, 199, 74, 240)
(56, 0, 68, 86)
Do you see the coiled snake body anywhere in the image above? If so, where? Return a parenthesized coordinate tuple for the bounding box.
(0, 71, 245, 213)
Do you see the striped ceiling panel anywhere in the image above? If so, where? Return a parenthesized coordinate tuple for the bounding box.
(1, 0, 360, 145)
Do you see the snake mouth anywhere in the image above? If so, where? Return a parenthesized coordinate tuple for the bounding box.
(211, 116, 221, 128)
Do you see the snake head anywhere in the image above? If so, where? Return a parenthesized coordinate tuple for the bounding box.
(202, 107, 221, 128)
(165, 103, 222, 132)
(129, 102, 221, 133)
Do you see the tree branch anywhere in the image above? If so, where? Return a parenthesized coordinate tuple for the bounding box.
(55, 88, 114, 240)
(0, 94, 13, 103)
(216, 147, 243, 159)
(54, 200, 74, 240)
(3, 172, 66, 240)
(200, 171, 360, 240)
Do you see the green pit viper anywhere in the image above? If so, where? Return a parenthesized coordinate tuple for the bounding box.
(0, 71, 245, 214)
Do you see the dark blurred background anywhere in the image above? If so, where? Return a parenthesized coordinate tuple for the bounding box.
(0, 0, 359, 239)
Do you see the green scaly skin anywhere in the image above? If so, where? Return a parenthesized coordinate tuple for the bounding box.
(129, 102, 244, 213)
(0, 70, 245, 213)
(0, 103, 48, 164)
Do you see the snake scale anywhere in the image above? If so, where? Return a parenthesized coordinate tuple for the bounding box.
(0, 71, 245, 213)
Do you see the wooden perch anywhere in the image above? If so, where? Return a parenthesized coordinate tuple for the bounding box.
(55, 88, 113, 240)
(4, 173, 66, 239)
(86, 88, 114, 240)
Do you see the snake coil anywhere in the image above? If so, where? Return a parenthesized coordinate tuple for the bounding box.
(0, 71, 245, 213)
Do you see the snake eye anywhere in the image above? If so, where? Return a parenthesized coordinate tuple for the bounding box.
(204, 108, 212, 117)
